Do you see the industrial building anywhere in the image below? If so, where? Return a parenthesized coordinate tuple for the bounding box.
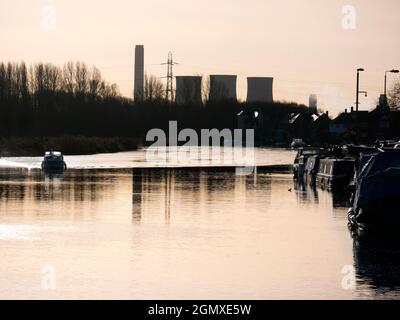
(246, 77, 274, 103)
(134, 45, 144, 102)
(309, 94, 318, 112)
(175, 76, 202, 105)
(209, 75, 237, 102)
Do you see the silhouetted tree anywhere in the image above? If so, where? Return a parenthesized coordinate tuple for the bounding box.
(0, 60, 310, 149)
(388, 80, 400, 110)
(144, 74, 165, 102)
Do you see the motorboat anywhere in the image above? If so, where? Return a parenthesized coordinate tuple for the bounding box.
(41, 151, 67, 172)
(348, 150, 400, 235)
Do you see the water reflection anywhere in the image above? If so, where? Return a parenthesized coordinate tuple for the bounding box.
(0, 166, 399, 299)
(0, 168, 132, 221)
(294, 179, 400, 298)
(131, 168, 269, 225)
(294, 179, 352, 209)
(354, 240, 400, 296)
(294, 180, 319, 205)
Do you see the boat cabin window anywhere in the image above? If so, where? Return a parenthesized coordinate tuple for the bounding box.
(301, 150, 321, 156)
(45, 151, 62, 157)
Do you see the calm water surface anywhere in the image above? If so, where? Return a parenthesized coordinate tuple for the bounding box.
(0, 148, 399, 299)
(1, 147, 296, 169)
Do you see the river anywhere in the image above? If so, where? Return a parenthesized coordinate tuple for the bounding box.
(0, 148, 399, 299)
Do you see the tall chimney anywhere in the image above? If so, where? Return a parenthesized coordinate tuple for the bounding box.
(134, 45, 144, 102)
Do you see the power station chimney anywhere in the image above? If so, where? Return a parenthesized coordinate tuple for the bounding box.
(134, 45, 144, 102)
(309, 94, 317, 113)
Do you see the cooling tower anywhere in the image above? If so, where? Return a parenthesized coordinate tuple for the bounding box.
(209, 75, 237, 102)
(175, 76, 202, 105)
(246, 77, 274, 103)
(134, 45, 144, 102)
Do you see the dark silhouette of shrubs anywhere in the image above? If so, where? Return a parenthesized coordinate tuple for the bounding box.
(0, 61, 307, 155)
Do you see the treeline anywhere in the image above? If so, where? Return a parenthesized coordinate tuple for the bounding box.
(0, 61, 132, 137)
(0, 61, 308, 155)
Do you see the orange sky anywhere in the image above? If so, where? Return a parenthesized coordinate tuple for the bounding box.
(1, 0, 400, 114)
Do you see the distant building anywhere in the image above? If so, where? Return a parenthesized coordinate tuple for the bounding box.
(247, 77, 274, 103)
(134, 45, 144, 102)
(329, 110, 352, 136)
(237, 110, 264, 130)
(328, 103, 400, 142)
(329, 108, 369, 139)
(209, 75, 237, 102)
(289, 110, 330, 143)
(309, 94, 318, 113)
(175, 76, 202, 105)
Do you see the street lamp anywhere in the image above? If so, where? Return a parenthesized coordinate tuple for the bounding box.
(384, 69, 399, 98)
(356, 68, 366, 112)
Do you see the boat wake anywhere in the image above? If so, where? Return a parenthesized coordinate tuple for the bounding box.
(0, 159, 32, 169)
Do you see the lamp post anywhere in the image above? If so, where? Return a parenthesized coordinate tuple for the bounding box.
(356, 68, 365, 112)
(384, 69, 399, 98)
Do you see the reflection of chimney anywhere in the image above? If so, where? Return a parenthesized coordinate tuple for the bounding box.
(132, 169, 143, 224)
(134, 45, 144, 102)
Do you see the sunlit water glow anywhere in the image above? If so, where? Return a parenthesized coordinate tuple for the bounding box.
(2, 147, 296, 169)
(0, 159, 31, 169)
(0, 148, 399, 299)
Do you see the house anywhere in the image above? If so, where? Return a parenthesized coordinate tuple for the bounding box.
(289, 110, 331, 143)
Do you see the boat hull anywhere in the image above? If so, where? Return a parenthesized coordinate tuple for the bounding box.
(41, 160, 67, 172)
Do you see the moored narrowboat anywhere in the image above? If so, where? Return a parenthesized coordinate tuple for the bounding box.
(348, 150, 400, 236)
(316, 158, 355, 190)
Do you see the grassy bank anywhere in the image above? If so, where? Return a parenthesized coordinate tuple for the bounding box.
(0, 136, 142, 157)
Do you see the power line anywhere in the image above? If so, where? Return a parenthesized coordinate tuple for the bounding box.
(99, 63, 162, 70)
(161, 52, 179, 103)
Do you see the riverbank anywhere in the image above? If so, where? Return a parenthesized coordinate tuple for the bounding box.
(0, 136, 142, 157)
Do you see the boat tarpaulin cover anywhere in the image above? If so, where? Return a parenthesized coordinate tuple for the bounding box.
(355, 152, 400, 208)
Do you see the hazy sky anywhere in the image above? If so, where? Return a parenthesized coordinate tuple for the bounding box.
(1, 0, 400, 114)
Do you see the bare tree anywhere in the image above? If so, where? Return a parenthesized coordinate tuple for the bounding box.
(0, 59, 123, 110)
(201, 74, 210, 104)
(388, 80, 400, 110)
(19, 62, 29, 103)
(75, 61, 88, 97)
(44, 63, 61, 93)
(0, 63, 6, 102)
(63, 62, 75, 95)
(144, 74, 165, 102)
(88, 66, 102, 98)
